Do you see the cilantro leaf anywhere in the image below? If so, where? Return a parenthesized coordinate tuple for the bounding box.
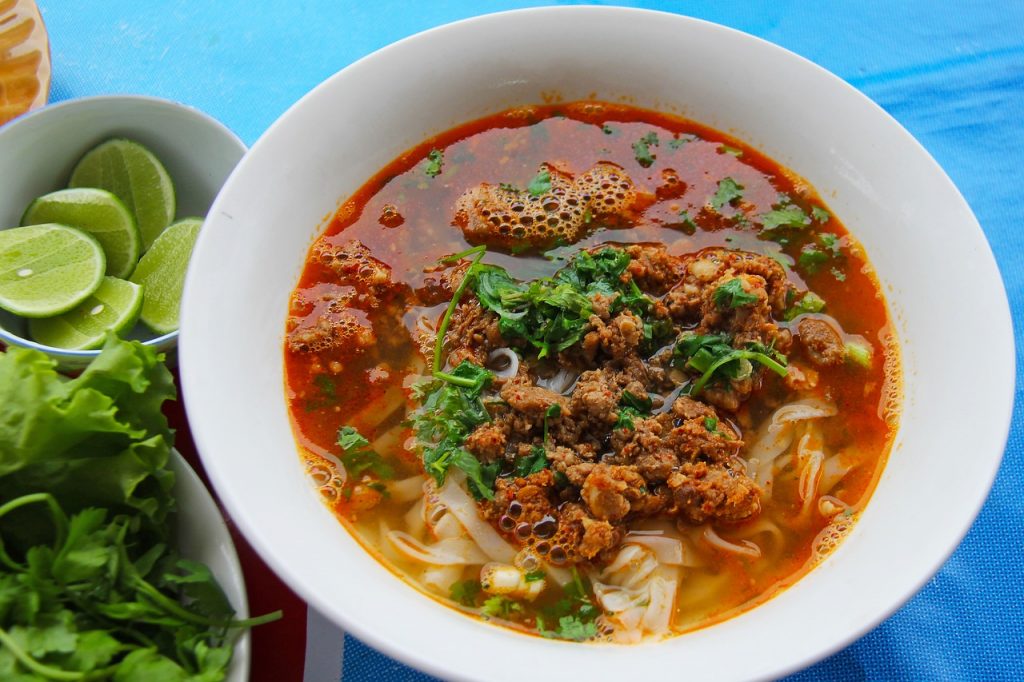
(677, 210, 699, 235)
(704, 416, 719, 433)
(760, 206, 809, 230)
(481, 596, 522, 619)
(632, 132, 659, 167)
(527, 169, 552, 197)
(337, 426, 394, 480)
(673, 332, 788, 395)
(555, 615, 598, 641)
(785, 291, 826, 320)
(450, 579, 482, 607)
(514, 446, 548, 478)
(811, 206, 831, 223)
(712, 278, 759, 309)
(798, 244, 829, 274)
(524, 570, 546, 583)
(831, 267, 847, 282)
(424, 149, 443, 177)
(719, 144, 743, 157)
(710, 177, 744, 212)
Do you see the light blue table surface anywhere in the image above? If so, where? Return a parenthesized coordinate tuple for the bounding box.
(39, 2, 1024, 679)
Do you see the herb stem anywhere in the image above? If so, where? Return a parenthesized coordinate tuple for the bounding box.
(432, 370, 479, 387)
(433, 247, 487, 373)
(0, 493, 68, 572)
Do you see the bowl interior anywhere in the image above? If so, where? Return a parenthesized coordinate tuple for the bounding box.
(0, 96, 246, 367)
(180, 8, 1013, 682)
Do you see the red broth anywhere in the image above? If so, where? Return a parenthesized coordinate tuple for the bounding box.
(284, 102, 899, 640)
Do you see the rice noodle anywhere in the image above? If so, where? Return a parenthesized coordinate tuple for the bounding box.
(385, 530, 488, 566)
(535, 367, 577, 395)
(702, 526, 762, 559)
(387, 475, 427, 504)
(370, 423, 406, 457)
(421, 565, 463, 593)
(403, 498, 427, 539)
(624, 533, 695, 566)
(486, 348, 519, 380)
(594, 545, 681, 643)
(731, 518, 785, 555)
(820, 453, 853, 494)
(797, 432, 825, 515)
(746, 398, 837, 496)
(436, 474, 517, 563)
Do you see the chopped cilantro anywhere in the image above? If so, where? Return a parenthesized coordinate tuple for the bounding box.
(524, 570, 547, 583)
(424, 149, 443, 177)
(673, 333, 788, 396)
(528, 169, 552, 197)
(498, 182, 519, 193)
(337, 426, 394, 480)
(537, 568, 600, 640)
(710, 177, 744, 212)
(615, 390, 652, 431)
(450, 579, 482, 607)
(632, 132, 659, 167)
(719, 144, 743, 157)
(704, 416, 719, 433)
(481, 596, 522, 619)
(410, 361, 497, 499)
(514, 445, 549, 478)
(798, 244, 829, 274)
(831, 267, 847, 282)
(677, 210, 699, 235)
(819, 232, 842, 256)
(713, 278, 759, 309)
(760, 206, 809, 230)
(668, 135, 695, 149)
(811, 206, 831, 223)
(845, 342, 873, 369)
(784, 291, 826, 320)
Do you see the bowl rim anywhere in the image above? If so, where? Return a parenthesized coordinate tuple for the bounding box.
(180, 6, 1015, 681)
(0, 93, 247, 358)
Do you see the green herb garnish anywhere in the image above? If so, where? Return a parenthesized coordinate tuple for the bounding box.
(712, 278, 759, 309)
(719, 144, 743, 156)
(411, 361, 497, 500)
(337, 426, 394, 480)
(710, 177, 744, 212)
(527, 169, 552, 197)
(524, 570, 547, 583)
(424, 149, 444, 177)
(632, 132, 659, 167)
(537, 568, 599, 641)
(481, 596, 522, 619)
(784, 291, 826, 320)
(450, 579, 482, 607)
(760, 206, 809, 230)
(673, 333, 788, 396)
(811, 206, 831, 223)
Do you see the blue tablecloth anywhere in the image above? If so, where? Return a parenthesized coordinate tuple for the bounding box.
(40, 1, 1024, 679)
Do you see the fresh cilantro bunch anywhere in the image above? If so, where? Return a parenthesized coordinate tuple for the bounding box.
(0, 338, 278, 680)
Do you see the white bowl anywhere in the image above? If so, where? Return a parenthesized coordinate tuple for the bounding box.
(0, 95, 246, 369)
(180, 8, 1014, 681)
(171, 449, 250, 681)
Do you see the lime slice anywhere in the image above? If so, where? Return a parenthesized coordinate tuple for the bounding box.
(22, 188, 141, 279)
(69, 138, 176, 252)
(130, 217, 201, 334)
(0, 223, 105, 318)
(29, 276, 144, 350)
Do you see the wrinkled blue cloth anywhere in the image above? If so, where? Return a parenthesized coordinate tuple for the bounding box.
(41, 1, 1024, 679)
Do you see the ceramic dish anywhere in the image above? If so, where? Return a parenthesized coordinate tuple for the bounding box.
(179, 8, 1013, 681)
(0, 95, 245, 369)
(171, 448, 250, 681)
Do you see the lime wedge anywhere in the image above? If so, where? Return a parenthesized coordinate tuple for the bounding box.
(22, 188, 141, 279)
(69, 138, 176, 252)
(130, 217, 201, 334)
(0, 223, 105, 318)
(29, 276, 144, 350)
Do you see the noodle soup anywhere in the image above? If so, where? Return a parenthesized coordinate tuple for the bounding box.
(283, 102, 899, 642)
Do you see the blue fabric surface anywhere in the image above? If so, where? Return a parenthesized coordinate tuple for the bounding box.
(38, 1, 1024, 679)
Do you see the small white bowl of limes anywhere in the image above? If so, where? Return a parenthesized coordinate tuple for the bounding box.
(0, 95, 245, 368)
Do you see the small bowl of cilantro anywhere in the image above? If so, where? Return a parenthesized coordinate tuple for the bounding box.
(0, 95, 245, 369)
(0, 336, 280, 679)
